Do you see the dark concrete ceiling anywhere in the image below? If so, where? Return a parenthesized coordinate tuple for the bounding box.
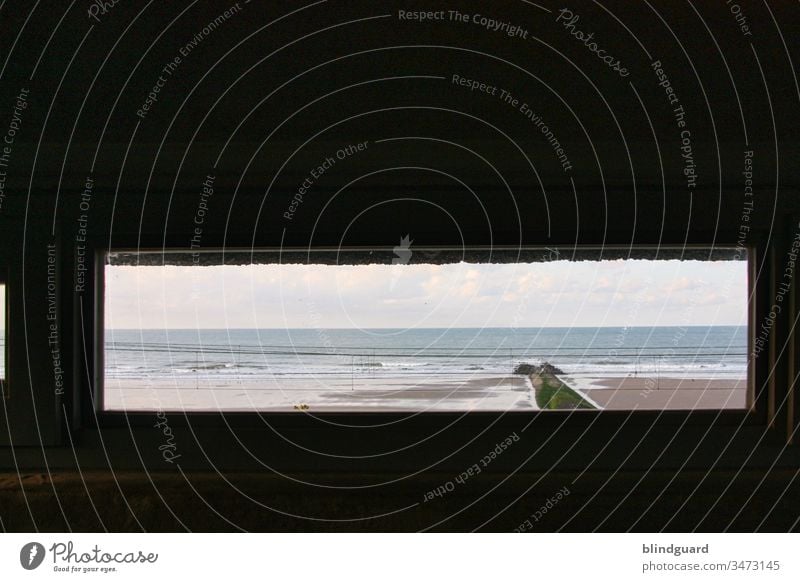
(0, 0, 797, 248)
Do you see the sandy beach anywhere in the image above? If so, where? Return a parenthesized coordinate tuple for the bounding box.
(559, 375, 747, 410)
(104, 373, 748, 412)
(104, 374, 537, 412)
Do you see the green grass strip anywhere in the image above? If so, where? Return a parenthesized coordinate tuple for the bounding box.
(535, 375, 596, 410)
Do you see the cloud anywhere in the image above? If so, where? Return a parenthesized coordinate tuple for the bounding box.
(664, 276, 702, 293)
(105, 260, 748, 328)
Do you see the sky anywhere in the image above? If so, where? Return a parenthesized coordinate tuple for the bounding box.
(104, 259, 748, 330)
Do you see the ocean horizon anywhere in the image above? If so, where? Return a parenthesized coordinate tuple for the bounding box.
(105, 325, 748, 382)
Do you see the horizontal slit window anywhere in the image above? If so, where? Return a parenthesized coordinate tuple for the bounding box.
(102, 249, 749, 413)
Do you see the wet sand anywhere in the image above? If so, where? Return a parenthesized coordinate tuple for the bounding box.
(104, 374, 748, 412)
(104, 375, 537, 412)
(561, 376, 747, 410)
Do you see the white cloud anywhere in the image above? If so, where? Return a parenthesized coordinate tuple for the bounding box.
(105, 260, 748, 329)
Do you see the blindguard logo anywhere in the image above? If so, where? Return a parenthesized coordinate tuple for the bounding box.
(20, 542, 46, 570)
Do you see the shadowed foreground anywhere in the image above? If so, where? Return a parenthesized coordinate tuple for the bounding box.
(1, 470, 798, 532)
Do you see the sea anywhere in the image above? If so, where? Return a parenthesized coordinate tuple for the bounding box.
(105, 326, 747, 382)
